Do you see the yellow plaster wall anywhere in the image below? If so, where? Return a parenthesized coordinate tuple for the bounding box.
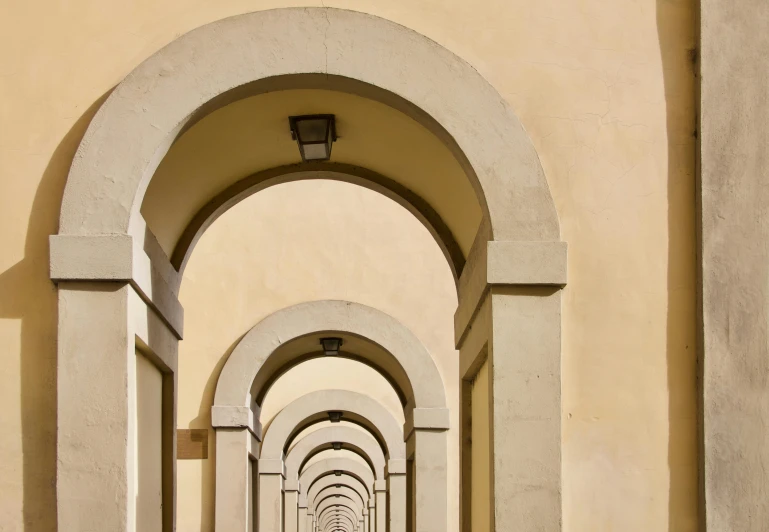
(0, 1, 696, 532)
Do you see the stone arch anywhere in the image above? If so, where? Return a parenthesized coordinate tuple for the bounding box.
(322, 523, 352, 532)
(317, 499, 362, 521)
(300, 458, 375, 498)
(324, 523, 353, 532)
(57, 7, 559, 246)
(314, 487, 365, 511)
(308, 476, 369, 511)
(260, 390, 404, 461)
(286, 425, 386, 480)
(320, 514, 357, 532)
(49, 7, 566, 532)
(318, 501, 361, 520)
(221, 304, 437, 532)
(213, 300, 447, 418)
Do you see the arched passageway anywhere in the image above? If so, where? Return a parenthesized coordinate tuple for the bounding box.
(49, 7, 566, 532)
(214, 303, 438, 532)
(286, 425, 386, 481)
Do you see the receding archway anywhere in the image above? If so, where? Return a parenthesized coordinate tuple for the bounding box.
(314, 488, 365, 512)
(317, 500, 362, 524)
(50, 7, 565, 532)
(213, 299, 448, 418)
(257, 391, 400, 532)
(308, 477, 369, 517)
(302, 476, 374, 532)
(300, 458, 375, 498)
(286, 425, 386, 481)
(302, 459, 375, 532)
(213, 303, 443, 532)
(260, 390, 404, 461)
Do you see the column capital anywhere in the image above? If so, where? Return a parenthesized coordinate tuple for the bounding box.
(49, 234, 185, 338)
(386, 459, 407, 476)
(403, 407, 450, 438)
(210, 406, 263, 440)
(455, 240, 566, 346)
(258, 458, 286, 478)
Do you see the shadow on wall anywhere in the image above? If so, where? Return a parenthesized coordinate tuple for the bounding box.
(656, 0, 699, 531)
(187, 334, 247, 531)
(0, 90, 112, 532)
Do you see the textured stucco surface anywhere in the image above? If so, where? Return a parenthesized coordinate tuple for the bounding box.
(0, 1, 696, 531)
(700, 0, 769, 530)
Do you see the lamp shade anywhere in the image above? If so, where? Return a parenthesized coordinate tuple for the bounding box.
(320, 337, 343, 356)
(289, 114, 336, 161)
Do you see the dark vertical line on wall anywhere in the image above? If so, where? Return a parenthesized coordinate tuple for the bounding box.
(460, 379, 472, 532)
(656, 0, 700, 530)
(162, 372, 177, 531)
(406, 458, 415, 532)
(693, 3, 705, 530)
(486, 345, 495, 532)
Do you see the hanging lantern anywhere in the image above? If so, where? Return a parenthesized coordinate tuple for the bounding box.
(289, 114, 337, 161)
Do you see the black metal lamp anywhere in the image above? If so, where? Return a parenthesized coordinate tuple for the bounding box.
(328, 411, 343, 423)
(289, 114, 337, 161)
(332, 442, 343, 451)
(320, 337, 343, 356)
(334, 470, 343, 476)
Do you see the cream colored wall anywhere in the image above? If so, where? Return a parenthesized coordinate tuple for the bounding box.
(0, 2, 696, 532)
(135, 352, 164, 532)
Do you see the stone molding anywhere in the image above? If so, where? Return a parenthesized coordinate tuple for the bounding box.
(57, 8, 559, 246)
(214, 300, 447, 410)
(50, 234, 184, 338)
(403, 407, 451, 438)
(455, 240, 567, 346)
(50, 7, 565, 531)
